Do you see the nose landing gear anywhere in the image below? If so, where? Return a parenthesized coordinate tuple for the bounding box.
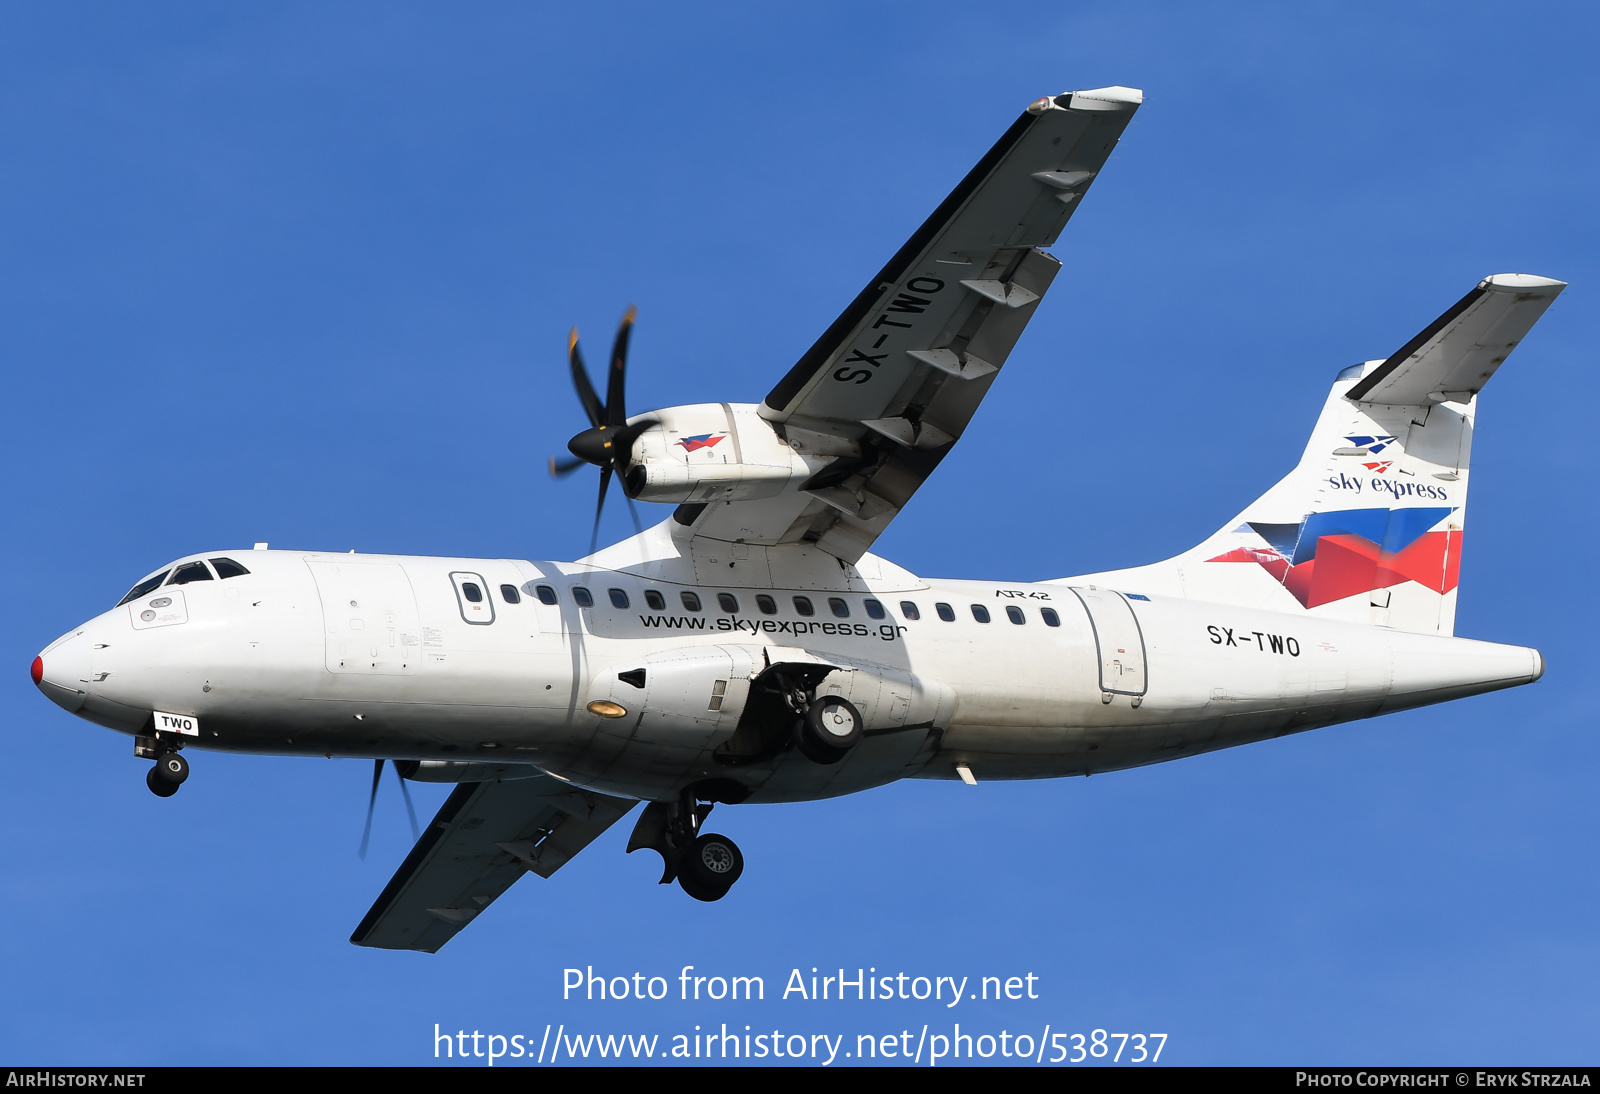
(145, 749, 189, 798)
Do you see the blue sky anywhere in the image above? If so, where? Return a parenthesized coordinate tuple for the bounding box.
(4, 2, 1597, 1066)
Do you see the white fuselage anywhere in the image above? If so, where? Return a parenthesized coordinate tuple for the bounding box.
(36, 547, 1542, 805)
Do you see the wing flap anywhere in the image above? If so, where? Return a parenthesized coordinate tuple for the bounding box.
(1347, 273, 1565, 405)
(350, 775, 637, 953)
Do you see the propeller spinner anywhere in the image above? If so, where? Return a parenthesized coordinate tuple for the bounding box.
(548, 306, 654, 550)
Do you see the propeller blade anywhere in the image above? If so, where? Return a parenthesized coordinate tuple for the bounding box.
(625, 494, 644, 534)
(568, 328, 604, 428)
(605, 305, 637, 427)
(549, 454, 587, 478)
(358, 758, 383, 860)
(590, 465, 612, 555)
(393, 760, 421, 843)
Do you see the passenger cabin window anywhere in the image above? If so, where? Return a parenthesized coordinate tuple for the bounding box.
(828, 597, 850, 618)
(756, 594, 777, 615)
(535, 585, 558, 606)
(645, 590, 665, 610)
(793, 596, 815, 617)
(209, 558, 250, 579)
(167, 562, 213, 585)
(864, 599, 886, 620)
(899, 601, 920, 620)
(461, 582, 484, 603)
(500, 584, 521, 604)
(935, 602, 955, 622)
(681, 591, 702, 612)
(609, 588, 630, 609)
(718, 593, 739, 613)
(117, 571, 170, 606)
(572, 586, 594, 608)
(971, 604, 991, 623)
(1006, 605, 1025, 625)
(1041, 607, 1061, 627)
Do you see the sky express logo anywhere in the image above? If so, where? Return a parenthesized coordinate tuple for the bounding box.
(676, 433, 726, 453)
(1344, 435, 1398, 474)
(1327, 472, 1450, 501)
(1346, 434, 1397, 454)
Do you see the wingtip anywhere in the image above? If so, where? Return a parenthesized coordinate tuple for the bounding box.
(1480, 273, 1567, 294)
(1033, 85, 1145, 115)
(1074, 84, 1144, 104)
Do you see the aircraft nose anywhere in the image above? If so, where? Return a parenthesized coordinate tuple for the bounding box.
(34, 632, 90, 713)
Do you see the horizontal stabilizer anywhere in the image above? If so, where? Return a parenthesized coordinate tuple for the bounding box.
(1346, 273, 1564, 405)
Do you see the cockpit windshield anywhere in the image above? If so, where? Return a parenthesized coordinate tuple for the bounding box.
(115, 556, 253, 606)
(116, 570, 170, 607)
(166, 561, 214, 585)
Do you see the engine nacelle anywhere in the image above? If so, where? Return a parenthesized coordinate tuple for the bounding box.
(623, 403, 832, 505)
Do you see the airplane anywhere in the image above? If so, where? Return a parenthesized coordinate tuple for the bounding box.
(30, 85, 1564, 952)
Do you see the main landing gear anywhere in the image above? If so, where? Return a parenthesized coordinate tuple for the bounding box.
(677, 832, 744, 902)
(138, 734, 188, 797)
(794, 693, 864, 765)
(626, 785, 746, 902)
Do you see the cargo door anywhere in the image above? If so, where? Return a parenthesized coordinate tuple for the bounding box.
(308, 561, 422, 675)
(1070, 587, 1148, 697)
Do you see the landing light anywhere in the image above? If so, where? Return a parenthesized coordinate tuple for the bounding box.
(587, 700, 628, 719)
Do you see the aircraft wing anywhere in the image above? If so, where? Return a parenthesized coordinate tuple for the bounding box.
(1346, 273, 1566, 405)
(681, 86, 1143, 563)
(350, 774, 637, 953)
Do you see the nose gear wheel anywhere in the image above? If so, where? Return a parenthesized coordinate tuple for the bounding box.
(146, 750, 188, 797)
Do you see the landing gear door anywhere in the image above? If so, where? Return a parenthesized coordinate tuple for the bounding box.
(1070, 588, 1148, 697)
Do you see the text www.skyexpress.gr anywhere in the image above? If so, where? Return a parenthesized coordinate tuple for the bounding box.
(639, 614, 906, 641)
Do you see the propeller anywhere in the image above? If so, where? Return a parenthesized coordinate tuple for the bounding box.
(548, 306, 653, 551)
(357, 758, 421, 860)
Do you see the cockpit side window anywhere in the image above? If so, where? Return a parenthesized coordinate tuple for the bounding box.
(117, 571, 170, 606)
(210, 558, 251, 579)
(166, 561, 214, 585)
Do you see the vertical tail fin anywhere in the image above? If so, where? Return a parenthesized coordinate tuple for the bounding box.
(1068, 274, 1564, 634)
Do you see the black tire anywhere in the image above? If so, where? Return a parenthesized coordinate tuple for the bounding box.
(146, 767, 179, 798)
(796, 695, 863, 765)
(153, 751, 189, 785)
(677, 870, 726, 902)
(681, 832, 743, 894)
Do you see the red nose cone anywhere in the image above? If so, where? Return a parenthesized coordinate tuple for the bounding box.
(30, 656, 43, 686)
